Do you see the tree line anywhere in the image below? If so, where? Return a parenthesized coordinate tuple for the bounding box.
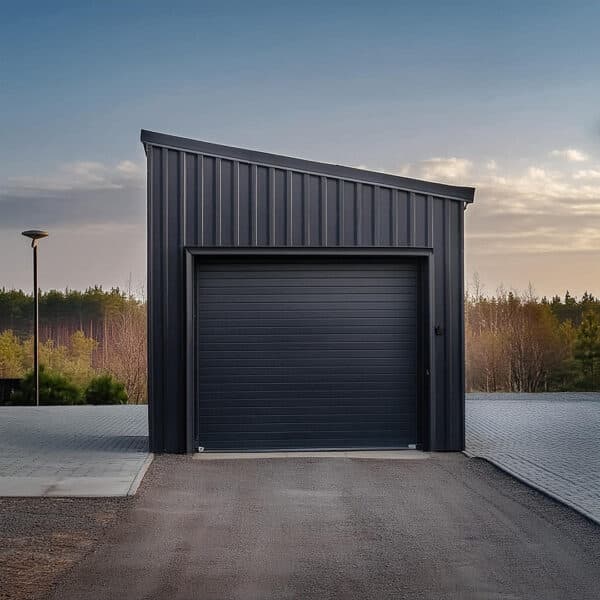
(0, 286, 136, 343)
(0, 287, 146, 403)
(2, 284, 600, 397)
(466, 281, 600, 392)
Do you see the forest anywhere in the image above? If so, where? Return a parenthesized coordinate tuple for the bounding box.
(466, 279, 600, 392)
(0, 287, 146, 404)
(1, 282, 600, 400)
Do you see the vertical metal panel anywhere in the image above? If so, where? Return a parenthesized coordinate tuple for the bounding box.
(233, 161, 240, 246)
(303, 173, 310, 245)
(286, 170, 293, 246)
(165, 149, 185, 450)
(458, 202, 466, 449)
(144, 136, 471, 453)
(251, 164, 258, 246)
(319, 177, 327, 246)
(197, 155, 204, 246)
(257, 166, 269, 245)
(355, 182, 362, 245)
(273, 169, 286, 246)
(146, 145, 157, 450)
(220, 159, 233, 246)
(184, 153, 196, 246)
(269, 167, 277, 246)
(426, 195, 434, 247)
(444, 200, 465, 449)
(415, 194, 428, 246)
(215, 158, 222, 246)
(432, 197, 446, 450)
(159, 148, 168, 448)
(185, 251, 195, 451)
(179, 151, 186, 262)
(361, 184, 374, 245)
(444, 200, 452, 449)
(291, 172, 304, 245)
(406, 192, 416, 246)
(392, 189, 399, 246)
(342, 181, 355, 245)
(238, 162, 251, 246)
(202, 156, 216, 246)
(427, 252, 436, 449)
(378, 187, 393, 246)
(326, 178, 340, 246)
(308, 175, 321, 246)
(373, 186, 380, 245)
(397, 191, 409, 246)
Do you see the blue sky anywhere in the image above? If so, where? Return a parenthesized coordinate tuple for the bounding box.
(2, 1, 600, 297)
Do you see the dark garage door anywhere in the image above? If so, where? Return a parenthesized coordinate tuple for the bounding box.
(196, 259, 419, 451)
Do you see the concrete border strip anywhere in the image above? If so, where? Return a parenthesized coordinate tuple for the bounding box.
(127, 453, 154, 496)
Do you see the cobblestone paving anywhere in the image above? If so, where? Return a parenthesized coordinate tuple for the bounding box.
(466, 393, 600, 524)
(0, 406, 149, 496)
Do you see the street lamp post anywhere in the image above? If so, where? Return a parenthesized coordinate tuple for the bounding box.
(21, 230, 49, 407)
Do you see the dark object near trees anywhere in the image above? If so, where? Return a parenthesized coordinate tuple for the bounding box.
(84, 374, 128, 405)
(0, 378, 22, 405)
(12, 366, 82, 405)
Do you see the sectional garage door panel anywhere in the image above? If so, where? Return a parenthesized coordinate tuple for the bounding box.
(195, 260, 418, 451)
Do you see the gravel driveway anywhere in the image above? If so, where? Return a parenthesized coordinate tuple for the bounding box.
(43, 454, 600, 600)
(466, 393, 600, 524)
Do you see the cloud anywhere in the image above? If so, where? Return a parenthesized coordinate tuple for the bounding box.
(418, 157, 472, 181)
(115, 160, 143, 177)
(573, 169, 600, 180)
(467, 161, 600, 255)
(550, 148, 589, 162)
(3, 160, 145, 195)
(0, 159, 145, 230)
(354, 164, 393, 175)
(394, 151, 600, 257)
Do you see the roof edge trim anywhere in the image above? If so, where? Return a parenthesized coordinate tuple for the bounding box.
(141, 129, 475, 202)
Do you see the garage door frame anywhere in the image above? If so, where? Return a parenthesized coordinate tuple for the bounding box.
(184, 247, 433, 453)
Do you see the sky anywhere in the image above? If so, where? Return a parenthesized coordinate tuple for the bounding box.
(2, 0, 600, 299)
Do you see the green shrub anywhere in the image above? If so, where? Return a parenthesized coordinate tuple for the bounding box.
(13, 365, 82, 405)
(84, 374, 128, 405)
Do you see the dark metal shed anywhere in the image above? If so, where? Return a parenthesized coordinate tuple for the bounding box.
(141, 130, 475, 453)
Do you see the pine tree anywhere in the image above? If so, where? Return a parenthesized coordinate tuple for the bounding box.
(574, 311, 600, 389)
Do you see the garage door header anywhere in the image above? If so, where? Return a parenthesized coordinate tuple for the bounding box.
(141, 129, 475, 203)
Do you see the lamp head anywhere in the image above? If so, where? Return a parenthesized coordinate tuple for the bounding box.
(22, 230, 49, 247)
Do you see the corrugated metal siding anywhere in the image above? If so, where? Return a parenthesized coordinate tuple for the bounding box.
(156, 148, 437, 250)
(144, 136, 469, 453)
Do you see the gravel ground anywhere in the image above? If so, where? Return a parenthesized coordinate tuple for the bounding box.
(43, 454, 600, 600)
(0, 496, 128, 600)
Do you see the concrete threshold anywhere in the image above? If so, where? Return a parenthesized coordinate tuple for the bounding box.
(194, 450, 429, 460)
